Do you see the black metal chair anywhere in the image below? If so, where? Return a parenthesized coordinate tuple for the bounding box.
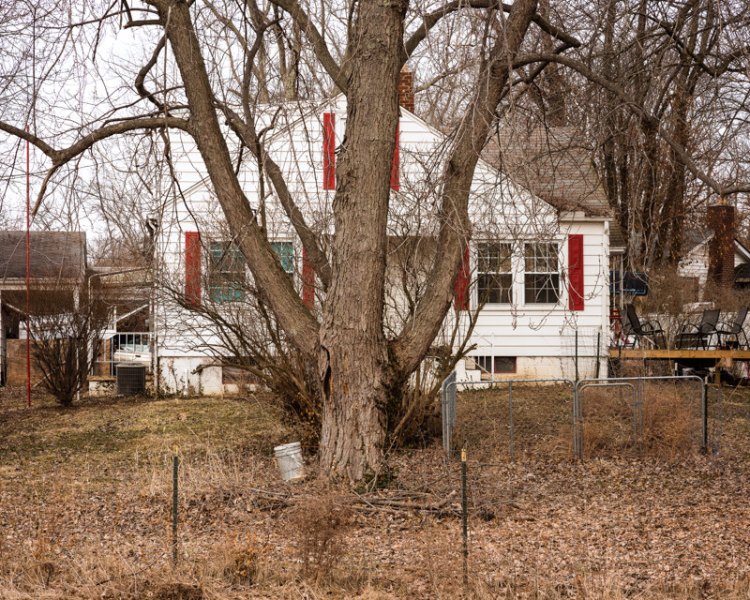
(625, 304, 666, 348)
(716, 307, 749, 349)
(676, 309, 720, 349)
(618, 309, 636, 347)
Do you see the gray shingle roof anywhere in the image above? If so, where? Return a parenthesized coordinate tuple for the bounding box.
(0, 231, 86, 283)
(483, 127, 612, 218)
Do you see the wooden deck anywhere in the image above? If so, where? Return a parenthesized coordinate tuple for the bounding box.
(609, 348, 750, 360)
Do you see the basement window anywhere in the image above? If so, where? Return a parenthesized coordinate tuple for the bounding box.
(474, 356, 517, 374)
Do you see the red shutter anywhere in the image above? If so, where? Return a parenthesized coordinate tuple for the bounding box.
(323, 112, 336, 190)
(453, 243, 470, 311)
(302, 247, 315, 309)
(185, 232, 201, 307)
(568, 234, 584, 311)
(390, 122, 400, 191)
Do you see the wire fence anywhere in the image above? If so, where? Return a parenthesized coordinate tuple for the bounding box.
(443, 376, 750, 593)
(442, 375, 720, 461)
(445, 379, 575, 462)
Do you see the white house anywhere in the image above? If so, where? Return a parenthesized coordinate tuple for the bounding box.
(677, 203, 750, 297)
(151, 80, 613, 395)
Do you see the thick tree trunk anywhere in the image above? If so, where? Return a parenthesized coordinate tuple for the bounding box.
(156, 0, 536, 481)
(316, 0, 405, 480)
(318, 340, 391, 480)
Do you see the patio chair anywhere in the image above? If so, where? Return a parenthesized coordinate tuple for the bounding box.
(625, 304, 666, 348)
(617, 309, 636, 347)
(676, 308, 720, 349)
(716, 307, 749, 349)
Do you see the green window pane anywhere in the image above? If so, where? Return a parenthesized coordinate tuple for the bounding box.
(271, 242, 295, 274)
(209, 240, 246, 303)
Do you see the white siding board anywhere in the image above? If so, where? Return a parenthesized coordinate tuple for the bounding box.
(153, 98, 612, 392)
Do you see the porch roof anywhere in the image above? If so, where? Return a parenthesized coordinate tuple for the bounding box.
(0, 231, 86, 290)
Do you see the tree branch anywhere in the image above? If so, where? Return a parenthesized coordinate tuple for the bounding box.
(217, 101, 333, 288)
(267, 0, 348, 92)
(0, 116, 192, 216)
(0, 123, 58, 158)
(135, 35, 168, 111)
(404, 0, 579, 58)
(392, 0, 539, 376)
(55, 116, 192, 165)
(514, 52, 750, 196)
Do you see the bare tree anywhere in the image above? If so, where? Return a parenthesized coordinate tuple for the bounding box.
(526, 0, 750, 269)
(28, 288, 108, 407)
(1, 0, 748, 479)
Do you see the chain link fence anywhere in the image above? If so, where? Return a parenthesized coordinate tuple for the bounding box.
(443, 378, 576, 462)
(442, 374, 722, 461)
(575, 376, 706, 460)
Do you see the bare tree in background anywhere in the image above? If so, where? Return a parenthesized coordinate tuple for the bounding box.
(1, 0, 749, 479)
(28, 288, 109, 407)
(520, 0, 750, 269)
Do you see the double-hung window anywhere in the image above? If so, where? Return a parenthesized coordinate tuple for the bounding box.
(524, 243, 560, 304)
(477, 242, 513, 304)
(209, 241, 245, 303)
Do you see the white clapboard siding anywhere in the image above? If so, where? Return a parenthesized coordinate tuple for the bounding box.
(151, 96, 611, 393)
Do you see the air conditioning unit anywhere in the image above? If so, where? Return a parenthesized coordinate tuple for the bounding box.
(116, 363, 146, 396)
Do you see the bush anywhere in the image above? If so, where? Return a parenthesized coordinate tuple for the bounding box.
(29, 291, 108, 407)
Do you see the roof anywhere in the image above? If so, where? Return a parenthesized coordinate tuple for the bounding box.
(0, 231, 87, 283)
(680, 229, 713, 255)
(680, 229, 750, 263)
(736, 238, 750, 262)
(482, 127, 612, 218)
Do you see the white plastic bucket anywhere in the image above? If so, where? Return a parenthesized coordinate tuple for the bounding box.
(274, 442, 305, 481)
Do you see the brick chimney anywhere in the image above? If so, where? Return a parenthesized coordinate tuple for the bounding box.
(398, 65, 414, 113)
(707, 198, 735, 289)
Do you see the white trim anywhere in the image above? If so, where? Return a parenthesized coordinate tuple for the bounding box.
(734, 239, 750, 263)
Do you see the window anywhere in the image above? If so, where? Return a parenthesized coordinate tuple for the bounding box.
(477, 242, 513, 304)
(209, 241, 245, 303)
(475, 356, 516, 374)
(271, 242, 295, 277)
(524, 243, 560, 303)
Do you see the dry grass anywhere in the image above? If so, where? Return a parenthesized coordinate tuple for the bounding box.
(581, 382, 702, 460)
(287, 492, 354, 583)
(453, 384, 574, 461)
(2, 384, 750, 598)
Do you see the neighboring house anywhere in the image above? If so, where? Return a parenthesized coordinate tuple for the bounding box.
(151, 77, 613, 395)
(88, 264, 153, 376)
(0, 231, 87, 385)
(677, 203, 750, 298)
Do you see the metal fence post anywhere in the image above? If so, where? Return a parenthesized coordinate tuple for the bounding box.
(441, 379, 448, 457)
(441, 373, 457, 458)
(701, 379, 708, 454)
(508, 381, 514, 462)
(573, 383, 583, 460)
(635, 378, 644, 456)
(461, 447, 468, 589)
(172, 453, 179, 567)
